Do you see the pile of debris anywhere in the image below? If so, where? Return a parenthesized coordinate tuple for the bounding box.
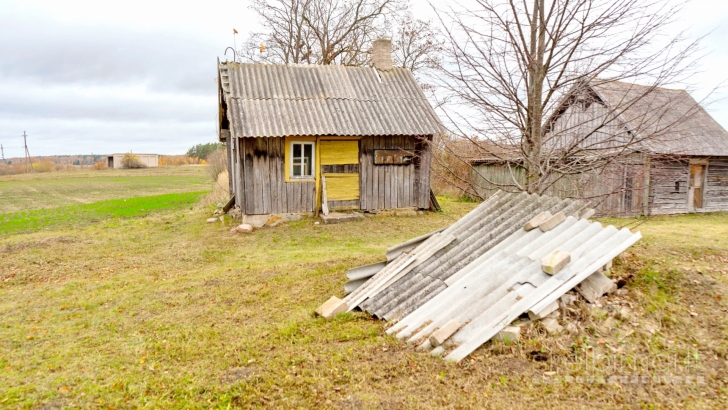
(315, 191, 641, 363)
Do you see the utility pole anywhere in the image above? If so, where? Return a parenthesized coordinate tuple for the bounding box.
(23, 131, 34, 173)
(1, 144, 4, 161)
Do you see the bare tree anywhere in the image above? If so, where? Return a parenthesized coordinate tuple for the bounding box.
(433, 0, 703, 195)
(239, 0, 444, 72)
(241, 0, 405, 66)
(391, 13, 443, 74)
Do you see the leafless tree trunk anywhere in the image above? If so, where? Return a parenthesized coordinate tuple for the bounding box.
(432, 0, 703, 195)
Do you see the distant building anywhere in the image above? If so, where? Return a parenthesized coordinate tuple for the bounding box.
(105, 153, 159, 169)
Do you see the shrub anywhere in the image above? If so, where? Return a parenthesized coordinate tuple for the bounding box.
(32, 160, 55, 173)
(92, 161, 108, 170)
(206, 147, 228, 181)
(121, 153, 146, 169)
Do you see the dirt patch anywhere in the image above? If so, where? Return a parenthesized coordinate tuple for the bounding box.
(220, 366, 256, 384)
(0, 236, 82, 254)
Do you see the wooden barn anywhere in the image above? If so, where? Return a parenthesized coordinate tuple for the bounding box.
(216, 40, 444, 216)
(471, 80, 728, 216)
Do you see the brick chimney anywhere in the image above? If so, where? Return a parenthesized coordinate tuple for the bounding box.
(372, 38, 393, 71)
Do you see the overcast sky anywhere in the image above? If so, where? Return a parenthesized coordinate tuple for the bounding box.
(1, 0, 726, 157)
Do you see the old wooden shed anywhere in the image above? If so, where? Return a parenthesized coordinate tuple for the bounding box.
(471, 80, 728, 216)
(217, 40, 444, 216)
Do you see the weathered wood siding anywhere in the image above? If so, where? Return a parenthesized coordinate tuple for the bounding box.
(545, 96, 631, 152)
(471, 154, 646, 216)
(360, 136, 431, 210)
(702, 159, 728, 212)
(237, 137, 315, 214)
(647, 159, 689, 215)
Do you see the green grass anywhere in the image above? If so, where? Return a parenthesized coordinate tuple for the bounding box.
(1, 173, 727, 408)
(0, 167, 210, 213)
(0, 192, 207, 237)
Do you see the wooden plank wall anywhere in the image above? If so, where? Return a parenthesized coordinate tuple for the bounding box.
(471, 154, 646, 216)
(237, 137, 315, 215)
(545, 93, 631, 152)
(360, 135, 430, 210)
(703, 159, 728, 212)
(647, 159, 689, 215)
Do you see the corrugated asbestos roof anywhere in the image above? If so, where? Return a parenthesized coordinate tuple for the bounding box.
(343, 191, 587, 318)
(219, 62, 445, 138)
(341, 191, 641, 362)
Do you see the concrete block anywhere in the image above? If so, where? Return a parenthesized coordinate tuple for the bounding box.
(523, 211, 551, 231)
(559, 293, 578, 307)
(539, 211, 566, 232)
(236, 223, 253, 233)
(320, 212, 364, 224)
(493, 326, 521, 343)
(243, 214, 270, 228)
(541, 250, 571, 275)
(315, 296, 349, 319)
(579, 208, 596, 220)
(429, 319, 461, 347)
(540, 317, 563, 334)
(528, 300, 560, 320)
(576, 271, 616, 303)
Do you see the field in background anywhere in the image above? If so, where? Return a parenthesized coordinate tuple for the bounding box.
(0, 166, 210, 213)
(0, 171, 727, 408)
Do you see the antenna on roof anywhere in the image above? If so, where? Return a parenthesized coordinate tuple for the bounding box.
(23, 131, 34, 173)
(233, 28, 239, 62)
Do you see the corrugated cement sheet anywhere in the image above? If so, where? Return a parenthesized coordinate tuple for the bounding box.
(219, 62, 444, 138)
(385, 215, 641, 362)
(343, 191, 588, 319)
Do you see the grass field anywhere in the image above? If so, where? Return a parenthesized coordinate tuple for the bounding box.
(0, 167, 210, 213)
(1, 171, 727, 408)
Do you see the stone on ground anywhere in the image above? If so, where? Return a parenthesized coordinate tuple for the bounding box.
(243, 214, 270, 228)
(236, 224, 253, 233)
(493, 326, 521, 343)
(206, 217, 218, 223)
(540, 317, 563, 334)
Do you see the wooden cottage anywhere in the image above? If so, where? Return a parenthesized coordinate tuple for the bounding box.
(217, 40, 444, 216)
(471, 80, 728, 216)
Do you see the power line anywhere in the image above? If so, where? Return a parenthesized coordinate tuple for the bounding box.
(23, 131, 34, 173)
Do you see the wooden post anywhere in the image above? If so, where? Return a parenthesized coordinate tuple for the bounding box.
(642, 156, 651, 217)
(321, 175, 329, 216)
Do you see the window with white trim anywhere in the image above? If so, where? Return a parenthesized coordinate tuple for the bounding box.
(290, 141, 315, 179)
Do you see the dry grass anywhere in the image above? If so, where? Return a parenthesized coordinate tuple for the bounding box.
(0, 177, 727, 407)
(198, 172, 231, 209)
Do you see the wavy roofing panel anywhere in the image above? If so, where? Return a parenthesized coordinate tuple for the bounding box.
(337, 191, 641, 362)
(385, 215, 641, 362)
(219, 62, 445, 138)
(343, 192, 587, 318)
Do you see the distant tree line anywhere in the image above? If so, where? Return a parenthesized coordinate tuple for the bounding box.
(186, 143, 224, 161)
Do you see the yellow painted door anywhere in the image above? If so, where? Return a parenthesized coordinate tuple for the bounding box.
(320, 140, 360, 202)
